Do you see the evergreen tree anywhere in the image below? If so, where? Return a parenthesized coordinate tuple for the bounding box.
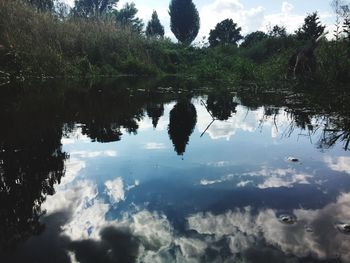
(241, 31, 268, 48)
(73, 0, 118, 18)
(295, 12, 326, 40)
(208, 19, 243, 47)
(168, 100, 197, 155)
(146, 11, 165, 38)
(114, 2, 144, 33)
(169, 0, 200, 45)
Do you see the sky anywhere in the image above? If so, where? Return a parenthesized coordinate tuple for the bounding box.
(63, 0, 337, 42)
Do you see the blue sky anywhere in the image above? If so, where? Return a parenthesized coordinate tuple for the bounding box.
(63, 0, 336, 41)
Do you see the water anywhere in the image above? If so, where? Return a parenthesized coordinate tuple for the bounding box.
(0, 78, 350, 262)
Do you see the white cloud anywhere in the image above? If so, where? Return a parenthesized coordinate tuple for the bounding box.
(199, 0, 265, 38)
(187, 192, 350, 262)
(144, 142, 166, 150)
(237, 180, 253, 187)
(200, 174, 234, 185)
(196, 103, 290, 140)
(105, 177, 125, 204)
(282, 2, 294, 14)
(324, 156, 350, 175)
(71, 150, 117, 158)
(258, 172, 311, 189)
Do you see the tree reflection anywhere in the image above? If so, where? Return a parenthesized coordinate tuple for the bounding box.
(206, 92, 238, 121)
(168, 100, 197, 155)
(146, 102, 164, 128)
(0, 84, 67, 251)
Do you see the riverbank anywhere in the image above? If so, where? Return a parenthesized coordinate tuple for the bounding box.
(1, 0, 349, 86)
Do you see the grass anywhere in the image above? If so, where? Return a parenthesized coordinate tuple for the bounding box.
(0, 0, 350, 88)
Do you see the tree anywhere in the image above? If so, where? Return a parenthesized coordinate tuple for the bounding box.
(344, 17, 350, 40)
(295, 12, 326, 40)
(168, 100, 197, 155)
(26, 0, 54, 12)
(208, 19, 243, 47)
(268, 25, 287, 38)
(241, 31, 268, 48)
(73, 0, 118, 18)
(207, 92, 238, 121)
(146, 11, 165, 38)
(114, 2, 144, 33)
(169, 0, 200, 45)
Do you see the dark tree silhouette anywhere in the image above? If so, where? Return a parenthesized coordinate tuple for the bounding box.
(295, 12, 326, 41)
(206, 93, 238, 121)
(146, 11, 165, 38)
(168, 100, 197, 155)
(73, 0, 118, 18)
(146, 103, 164, 128)
(0, 87, 67, 251)
(208, 19, 243, 47)
(169, 0, 200, 45)
(268, 25, 287, 38)
(241, 31, 268, 48)
(114, 2, 144, 33)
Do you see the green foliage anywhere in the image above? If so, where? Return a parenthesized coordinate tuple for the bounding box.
(241, 31, 268, 48)
(169, 0, 200, 45)
(73, 0, 118, 18)
(295, 12, 326, 40)
(25, 0, 54, 12)
(268, 25, 287, 38)
(208, 19, 243, 47)
(1, 0, 350, 86)
(146, 11, 164, 38)
(114, 2, 144, 33)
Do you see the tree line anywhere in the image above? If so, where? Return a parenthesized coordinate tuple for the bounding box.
(24, 0, 350, 46)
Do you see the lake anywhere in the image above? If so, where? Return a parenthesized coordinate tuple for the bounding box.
(0, 78, 350, 263)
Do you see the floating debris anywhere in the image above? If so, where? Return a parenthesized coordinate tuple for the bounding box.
(278, 214, 297, 224)
(335, 222, 350, 234)
(287, 156, 299, 162)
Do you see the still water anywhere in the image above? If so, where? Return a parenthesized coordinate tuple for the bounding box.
(0, 78, 350, 262)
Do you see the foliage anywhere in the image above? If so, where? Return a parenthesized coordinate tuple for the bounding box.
(146, 11, 165, 38)
(114, 2, 144, 33)
(169, 0, 200, 45)
(73, 0, 118, 18)
(25, 0, 54, 12)
(268, 25, 287, 38)
(208, 19, 243, 47)
(295, 12, 326, 40)
(241, 31, 268, 48)
(344, 18, 350, 40)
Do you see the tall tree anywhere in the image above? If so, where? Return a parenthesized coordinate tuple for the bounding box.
(146, 11, 165, 38)
(208, 19, 243, 47)
(169, 0, 200, 45)
(296, 12, 326, 40)
(241, 31, 268, 48)
(268, 25, 287, 38)
(168, 100, 197, 155)
(114, 2, 144, 33)
(73, 0, 118, 18)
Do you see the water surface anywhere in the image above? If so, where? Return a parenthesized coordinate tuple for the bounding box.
(1, 78, 350, 262)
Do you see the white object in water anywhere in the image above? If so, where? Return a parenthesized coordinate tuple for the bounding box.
(287, 156, 299, 162)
